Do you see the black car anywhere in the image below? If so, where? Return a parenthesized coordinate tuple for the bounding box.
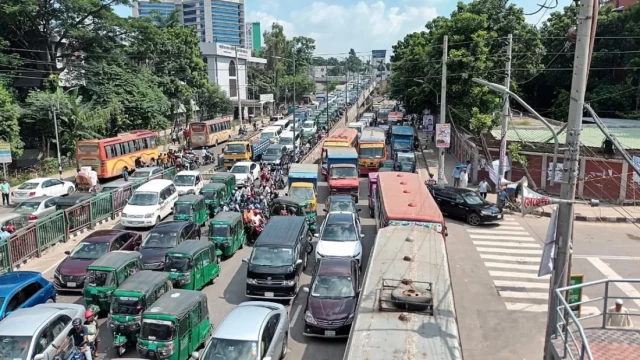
(324, 195, 360, 217)
(430, 186, 502, 225)
(139, 220, 201, 270)
(262, 144, 288, 167)
(243, 216, 310, 300)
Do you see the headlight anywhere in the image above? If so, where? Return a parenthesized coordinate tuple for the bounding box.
(179, 274, 191, 284)
(246, 278, 258, 285)
(144, 213, 154, 218)
(283, 279, 295, 286)
(352, 251, 361, 258)
(121, 213, 129, 218)
(345, 313, 355, 325)
(481, 211, 493, 215)
(54, 270, 61, 278)
(304, 310, 317, 324)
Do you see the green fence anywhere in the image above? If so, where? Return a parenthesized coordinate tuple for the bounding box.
(0, 241, 10, 274)
(91, 193, 113, 225)
(37, 211, 67, 252)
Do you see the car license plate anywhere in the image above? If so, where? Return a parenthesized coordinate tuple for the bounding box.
(265, 292, 274, 298)
(67, 282, 76, 287)
(325, 330, 336, 337)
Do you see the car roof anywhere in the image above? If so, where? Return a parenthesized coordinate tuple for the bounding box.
(25, 178, 53, 183)
(136, 179, 173, 192)
(20, 196, 50, 202)
(256, 216, 305, 247)
(317, 257, 356, 277)
(176, 170, 200, 176)
(176, 194, 204, 203)
(266, 144, 284, 150)
(212, 211, 242, 222)
(233, 161, 254, 166)
(82, 229, 131, 243)
(438, 186, 477, 195)
(263, 126, 280, 132)
(328, 195, 354, 203)
(0, 304, 84, 336)
(214, 305, 272, 340)
(0, 271, 42, 295)
(326, 211, 355, 223)
(134, 167, 162, 172)
(152, 220, 189, 231)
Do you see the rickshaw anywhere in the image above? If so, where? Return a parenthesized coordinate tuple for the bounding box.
(200, 183, 228, 217)
(109, 270, 173, 356)
(164, 240, 221, 290)
(209, 172, 236, 195)
(84, 251, 144, 312)
(138, 289, 211, 360)
(173, 194, 208, 226)
(208, 212, 246, 259)
(75, 172, 92, 192)
(269, 196, 316, 231)
(368, 172, 378, 217)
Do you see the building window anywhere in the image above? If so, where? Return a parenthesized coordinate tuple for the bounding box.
(229, 60, 236, 77)
(229, 78, 237, 97)
(184, 16, 197, 23)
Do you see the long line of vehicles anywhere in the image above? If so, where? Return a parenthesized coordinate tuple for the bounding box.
(0, 87, 466, 360)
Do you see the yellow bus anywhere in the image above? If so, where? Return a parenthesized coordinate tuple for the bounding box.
(189, 115, 234, 148)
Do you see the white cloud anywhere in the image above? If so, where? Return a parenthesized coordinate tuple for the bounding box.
(247, 1, 437, 57)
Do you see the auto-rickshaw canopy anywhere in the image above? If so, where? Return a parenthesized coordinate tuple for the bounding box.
(211, 211, 242, 224)
(90, 251, 142, 270)
(117, 270, 171, 295)
(146, 289, 207, 319)
(168, 240, 214, 258)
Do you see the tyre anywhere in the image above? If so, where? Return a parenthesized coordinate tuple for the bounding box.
(155, 216, 161, 226)
(369, 208, 374, 217)
(280, 332, 289, 359)
(467, 213, 481, 226)
(67, 186, 75, 196)
(46, 298, 55, 303)
(390, 286, 432, 311)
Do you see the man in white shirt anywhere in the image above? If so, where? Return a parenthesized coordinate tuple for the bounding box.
(478, 178, 489, 199)
(459, 168, 469, 188)
(607, 299, 633, 327)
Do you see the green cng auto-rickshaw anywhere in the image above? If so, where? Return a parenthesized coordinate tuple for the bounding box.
(173, 194, 208, 226)
(209, 172, 236, 195)
(138, 289, 212, 360)
(164, 240, 221, 290)
(208, 212, 246, 259)
(109, 270, 173, 356)
(84, 251, 144, 312)
(269, 196, 316, 231)
(200, 183, 228, 217)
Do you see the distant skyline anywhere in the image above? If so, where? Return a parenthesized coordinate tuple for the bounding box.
(113, 0, 573, 55)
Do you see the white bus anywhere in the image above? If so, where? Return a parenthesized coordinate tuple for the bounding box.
(343, 225, 463, 360)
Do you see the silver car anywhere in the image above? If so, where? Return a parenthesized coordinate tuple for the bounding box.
(0, 303, 85, 360)
(129, 166, 164, 180)
(194, 302, 289, 360)
(12, 196, 58, 222)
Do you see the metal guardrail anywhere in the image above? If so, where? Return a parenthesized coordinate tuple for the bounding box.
(552, 278, 640, 360)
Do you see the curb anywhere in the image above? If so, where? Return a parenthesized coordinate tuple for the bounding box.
(531, 209, 639, 223)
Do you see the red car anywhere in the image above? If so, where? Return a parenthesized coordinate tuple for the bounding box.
(54, 229, 142, 292)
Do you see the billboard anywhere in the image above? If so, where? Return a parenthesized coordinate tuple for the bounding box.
(372, 50, 386, 59)
(259, 94, 274, 102)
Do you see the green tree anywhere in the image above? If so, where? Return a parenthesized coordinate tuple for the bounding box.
(345, 49, 362, 73)
(0, 80, 24, 157)
(327, 80, 340, 93)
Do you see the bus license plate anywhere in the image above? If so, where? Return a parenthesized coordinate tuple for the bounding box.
(265, 292, 274, 297)
(325, 331, 336, 337)
(67, 282, 76, 287)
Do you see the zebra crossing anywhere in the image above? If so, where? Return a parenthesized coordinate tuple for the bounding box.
(466, 215, 551, 312)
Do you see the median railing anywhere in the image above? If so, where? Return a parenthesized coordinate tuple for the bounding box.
(1, 167, 177, 273)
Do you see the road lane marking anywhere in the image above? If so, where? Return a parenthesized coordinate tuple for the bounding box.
(586, 257, 640, 309)
(466, 229, 530, 235)
(494, 280, 549, 289)
(484, 262, 540, 270)
(574, 255, 640, 261)
(489, 271, 550, 279)
(480, 254, 541, 262)
(469, 235, 537, 241)
(505, 303, 549, 312)
(473, 241, 540, 248)
(290, 304, 302, 328)
(477, 247, 543, 255)
(499, 291, 548, 299)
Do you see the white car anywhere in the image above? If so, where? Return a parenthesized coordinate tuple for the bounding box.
(121, 179, 178, 228)
(11, 178, 75, 203)
(173, 170, 204, 195)
(301, 121, 317, 136)
(314, 211, 364, 267)
(229, 161, 260, 187)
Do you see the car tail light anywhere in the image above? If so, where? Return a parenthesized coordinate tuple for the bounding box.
(28, 214, 37, 221)
(29, 192, 36, 197)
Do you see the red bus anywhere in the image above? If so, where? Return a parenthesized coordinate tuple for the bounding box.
(188, 115, 233, 148)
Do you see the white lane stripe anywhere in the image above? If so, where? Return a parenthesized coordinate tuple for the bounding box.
(470, 225, 524, 230)
(574, 255, 640, 261)
(505, 303, 548, 312)
(494, 280, 549, 289)
(586, 257, 640, 309)
(472, 237, 536, 242)
(477, 247, 542, 255)
(290, 305, 302, 328)
(481, 254, 541, 263)
(499, 291, 549, 299)
(484, 262, 540, 270)
(467, 229, 530, 235)
(489, 270, 550, 279)
(501, 218, 518, 222)
(473, 241, 540, 248)
(470, 235, 536, 241)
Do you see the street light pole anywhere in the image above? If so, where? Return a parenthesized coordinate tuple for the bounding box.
(438, 35, 448, 188)
(51, 104, 63, 179)
(498, 34, 513, 204)
(292, 57, 297, 157)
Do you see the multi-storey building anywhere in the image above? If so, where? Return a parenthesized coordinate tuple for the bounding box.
(245, 22, 261, 51)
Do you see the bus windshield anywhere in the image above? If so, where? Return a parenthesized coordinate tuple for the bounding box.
(359, 147, 384, 158)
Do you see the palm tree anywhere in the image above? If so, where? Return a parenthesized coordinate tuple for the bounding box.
(58, 89, 109, 153)
(150, 9, 182, 28)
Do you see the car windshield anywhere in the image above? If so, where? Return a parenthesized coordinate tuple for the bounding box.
(264, 148, 281, 156)
(260, 132, 275, 140)
(14, 201, 41, 212)
(331, 167, 357, 178)
(226, 144, 246, 153)
(17, 182, 38, 190)
(311, 276, 355, 298)
(203, 338, 259, 360)
(463, 192, 485, 205)
(230, 166, 249, 174)
(141, 230, 178, 249)
(131, 170, 151, 178)
(302, 122, 314, 129)
(209, 224, 230, 237)
(86, 269, 115, 287)
(289, 187, 314, 200)
(141, 321, 174, 341)
(164, 255, 191, 272)
(174, 203, 193, 215)
(250, 247, 293, 267)
(174, 175, 195, 186)
(70, 242, 109, 260)
(359, 147, 384, 158)
(0, 335, 31, 360)
(111, 296, 143, 315)
(321, 223, 356, 241)
(128, 192, 158, 206)
(279, 137, 293, 145)
(329, 201, 356, 213)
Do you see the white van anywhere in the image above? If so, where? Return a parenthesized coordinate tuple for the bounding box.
(173, 170, 204, 195)
(121, 179, 178, 228)
(273, 119, 291, 133)
(260, 126, 282, 144)
(279, 130, 301, 151)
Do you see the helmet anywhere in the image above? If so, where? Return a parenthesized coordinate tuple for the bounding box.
(253, 209, 260, 214)
(248, 205, 254, 210)
(72, 318, 82, 326)
(0, 226, 6, 232)
(84, 310, 94, 319)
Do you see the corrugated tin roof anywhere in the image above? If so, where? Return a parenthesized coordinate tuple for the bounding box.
(490, 125, 640, 149)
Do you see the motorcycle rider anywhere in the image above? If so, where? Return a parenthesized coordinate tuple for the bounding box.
(84, 309, 99, 355)
(243, 205, 254, 225)
(201, 147, 209, 165)
(251, 209, 265, 229)
(57, 318, 92, 360)
(221, 202, 230, 212)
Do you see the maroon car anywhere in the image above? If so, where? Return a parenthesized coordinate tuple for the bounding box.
(302, 257, 360, 338)
(54, 229, 142, 291)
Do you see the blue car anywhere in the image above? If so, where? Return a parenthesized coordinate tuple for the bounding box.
(0, 271, 56, 320)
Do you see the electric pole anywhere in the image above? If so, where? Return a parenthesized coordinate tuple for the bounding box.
(498, 34, 512, 202)
(234, 46, 243, 126)
(438, 35, 448, 188)
(292, 57, 297, 157)
(325, 64, 329, 128)
(543, 1, 596, 358)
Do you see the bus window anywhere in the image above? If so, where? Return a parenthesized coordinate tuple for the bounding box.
(114, 144, 122, 157)
(78, 144, 99, 153)
(150, 137, 156, 147)
(105, 146, 114, 159)
(129, 141, 136, 152)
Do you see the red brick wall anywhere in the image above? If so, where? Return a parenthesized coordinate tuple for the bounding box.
(582, 160, 622, 201)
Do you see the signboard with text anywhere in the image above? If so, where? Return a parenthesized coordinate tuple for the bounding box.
(372, 50, 386, 59)
(0, 143, 11, 164)
(435, 123, 451, 148)
(259, 94, 274, 102)
(567, 274, 584, 317)
(214, 43, 249, 59)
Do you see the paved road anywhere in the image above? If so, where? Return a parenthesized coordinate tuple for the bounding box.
(446, 207, 640, 360)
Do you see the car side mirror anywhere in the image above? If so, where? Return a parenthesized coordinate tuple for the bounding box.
(322, 208, 327, 213)
(357, 208, 361, 212)
(295, 259, 303, 266)
(191, 352, 200, 360)
(241, 258, 248, 264)
(301, 286, 310, 293)
(64, 251, 71, 256)
(360, 234, 365, 239)
(313, 233, 319, 238)
(34, 354, 45, 360)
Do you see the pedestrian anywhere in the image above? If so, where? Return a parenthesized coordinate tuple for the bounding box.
(459, 168, 469, 188)
(498, 185, 508, 212)
(0, 227, 10, 241)
(0, 179, 10, 206)
(425, 173, 437, 186)
(606, 299, 633, 327)
(466, 160, 472, 175)
(478, 178, 489, 199)
(122, 166, 129, 182)
(452, 166, 461, 187)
